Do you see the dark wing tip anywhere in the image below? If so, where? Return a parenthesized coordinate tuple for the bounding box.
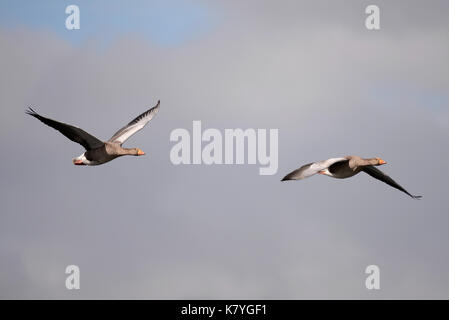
(150, 100, 160, 114)
(411, 195, 423, 200)
(151, 100, 160, 110)
(281, 172, 295, 181)
(25, 107, 37, 116)
(25, 107, 36, 115)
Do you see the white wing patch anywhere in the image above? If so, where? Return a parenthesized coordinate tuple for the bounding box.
(282, 157, 347, 180)
(108, 101, 160, 145)
(305, 158, 347, 178)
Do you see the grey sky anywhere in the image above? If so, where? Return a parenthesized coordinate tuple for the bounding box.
(0, 0, 448, 299)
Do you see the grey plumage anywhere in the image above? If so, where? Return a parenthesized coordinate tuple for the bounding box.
(282, 155, 422, 199)
(26, 101, 160, 166)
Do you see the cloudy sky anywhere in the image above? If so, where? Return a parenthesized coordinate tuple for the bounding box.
(0, 0, 448, 299)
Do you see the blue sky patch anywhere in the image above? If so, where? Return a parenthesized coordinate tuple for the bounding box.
(0, 0, 217, 46)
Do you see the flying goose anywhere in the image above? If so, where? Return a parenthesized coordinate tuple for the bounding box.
(26, 101, 160, 166)
(281, 155, 422, 199)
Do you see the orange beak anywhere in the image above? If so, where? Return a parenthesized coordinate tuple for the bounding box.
(137, 149, 145, 156)
(378, 158, 386, 165)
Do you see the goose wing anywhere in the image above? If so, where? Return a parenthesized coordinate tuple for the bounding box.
(361, 165, 422, 199)
(281, 157, 347, 181)
(108, 101, 160, 145)
(26, 108, 104, 150)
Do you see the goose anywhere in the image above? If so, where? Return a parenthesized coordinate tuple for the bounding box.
(26, 100, 160, 166)
(281, 155, 422, 199)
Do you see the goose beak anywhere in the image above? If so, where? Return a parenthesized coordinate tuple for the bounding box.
(378, 159, 386, 165)
(137, 149, 145, 156)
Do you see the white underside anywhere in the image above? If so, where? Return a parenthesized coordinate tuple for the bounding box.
(73, 153, 95, 165)
(320, 168, 333, 177)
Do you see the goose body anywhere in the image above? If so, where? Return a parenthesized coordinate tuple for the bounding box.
(320, 155, 367, 179)
(73, 143, 133, 166)
(282, 155, 422, 199)
(26, 101, 160, 166)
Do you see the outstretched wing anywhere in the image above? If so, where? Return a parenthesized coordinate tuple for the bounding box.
(361, 165, 422, 199)
(281, 157, 347, 181)
(108, 101, 160, 145)
(26, 108, 104, 151)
